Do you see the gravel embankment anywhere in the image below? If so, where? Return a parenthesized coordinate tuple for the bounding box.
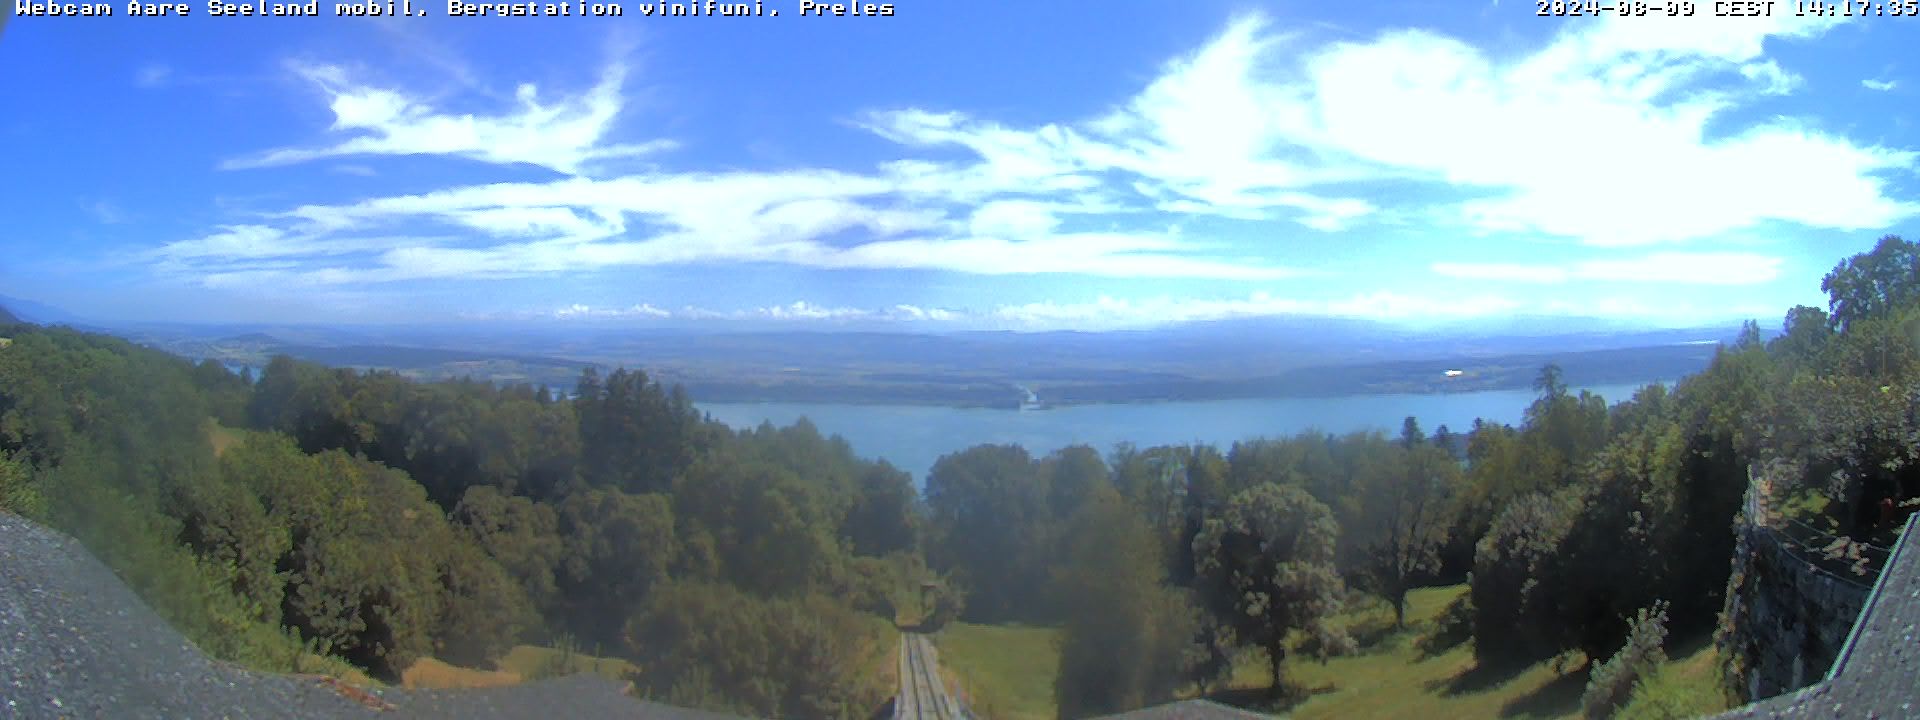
(0, 512, 743, 720)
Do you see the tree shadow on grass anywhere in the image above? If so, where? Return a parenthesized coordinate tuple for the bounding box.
(1413, 630, 1470, 662)
(1202, 681, 1339, 716)
(1426, 658, 1532, 697)
(1497, 669, 1586, 718)
(1348, 617, 1405, 651)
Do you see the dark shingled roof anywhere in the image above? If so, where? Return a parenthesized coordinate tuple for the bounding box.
(1712, 515, 1920, 720)
(1091, 699, 1273, 719)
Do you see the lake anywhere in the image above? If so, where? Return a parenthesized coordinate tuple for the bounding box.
(698, 380, 1673, 482)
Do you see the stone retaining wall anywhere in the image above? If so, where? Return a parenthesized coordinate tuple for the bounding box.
(1717, 470, 1873, 702)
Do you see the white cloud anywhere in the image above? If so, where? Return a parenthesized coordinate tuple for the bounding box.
(158, 225, 305, 261)
(866, 13, 1911, 245)
(1432, 251, 1783, 285)
(135, 63, 172, 89)
(969, 200, 1064, 238)
(858, 24, 1379, 233)
(540, 301, 964, 323)
(554, 303, 670, 318)
(512, 290, 1764, 330)
(529, 292, 1520, 328)
(84, 200, 127, 225)
(890, 304, 959, 321)
(1740, 61, 1802, 95)
(167, 16, 1916, 319)
(1298, 19, 1910, 245)
(1863, 78, 1898, 92)
(224, 62, 673, 175)
(167, 163, 1298, 285)
(752, 301, 871, 320)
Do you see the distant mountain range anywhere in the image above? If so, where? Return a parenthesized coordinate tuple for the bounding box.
(0, 296, 1754, 408)
(0, 294, 93, 327)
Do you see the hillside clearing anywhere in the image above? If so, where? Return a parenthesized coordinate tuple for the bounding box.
(401, 657, 524, 689)
(496, 644, 638, 682)
(932, 622, 1061, 720)
(1209, 585, 1581, 719)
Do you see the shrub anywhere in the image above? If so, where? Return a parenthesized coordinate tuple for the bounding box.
(1418, 591, 1474, 656)
(1582, 600, 1670, 720)
(624, 582, 889, 719)
(1616, 664, 1734, 720)
(1471, 490, 1580, 664)
(0, 451, 44, 517)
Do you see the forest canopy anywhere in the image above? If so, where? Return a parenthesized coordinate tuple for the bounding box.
(0, 325, 916, 718)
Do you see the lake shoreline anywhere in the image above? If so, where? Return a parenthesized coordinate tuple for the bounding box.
(681, 374, 1688, 411)
(689, 382, 1672, 411)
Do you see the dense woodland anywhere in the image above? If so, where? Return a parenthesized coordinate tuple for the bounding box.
(0, 325, 919, 718)
(1, 236, 1917, 720)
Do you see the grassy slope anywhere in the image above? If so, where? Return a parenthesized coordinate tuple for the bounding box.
(931, 587, 1581, 720)
(1259, 586, 1584, 720)
(931, 585, 1721, 720)
(934, 622, 1062, 720)
(870, 615, 903, 704)
(1217, 584, 1730, 720)
(401, 657, 524, 689)
(1616, 633, 1734, 720)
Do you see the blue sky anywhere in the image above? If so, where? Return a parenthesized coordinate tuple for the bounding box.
(2, 2, 1916, 331)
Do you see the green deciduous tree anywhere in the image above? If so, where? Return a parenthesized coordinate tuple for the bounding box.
(1470, 489, 1580, 665)
(923, 444, 1053, 622)
(0, 449, 44, 517)
(1053, 485, 1197, 719)
(1356, 442, 1456, 627)
(623, 582, 888, 720)
(555, 486, 677, 642)
(844, 463, 918, 557)
(1192, 483, 1347, 696)
(1822, 234, 1919, 333)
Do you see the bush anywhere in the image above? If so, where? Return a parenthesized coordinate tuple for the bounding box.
(1471, 490, 1580, 665)
(624, 582, 889, 719)
(0, 451, 44, 517)
(1582, 600, 1670, 720)
(1418, 591, 1474, 656)
(1616, 664, 1734, 720)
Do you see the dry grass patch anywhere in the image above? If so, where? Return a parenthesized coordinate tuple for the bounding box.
(207, 421, 243, 458)
(496, 644, 637, 681)
(297, 653, 379, 687)
(400, 656, 524, 689)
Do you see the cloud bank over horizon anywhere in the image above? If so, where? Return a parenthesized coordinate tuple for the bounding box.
(7, 6, 1917, 330)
